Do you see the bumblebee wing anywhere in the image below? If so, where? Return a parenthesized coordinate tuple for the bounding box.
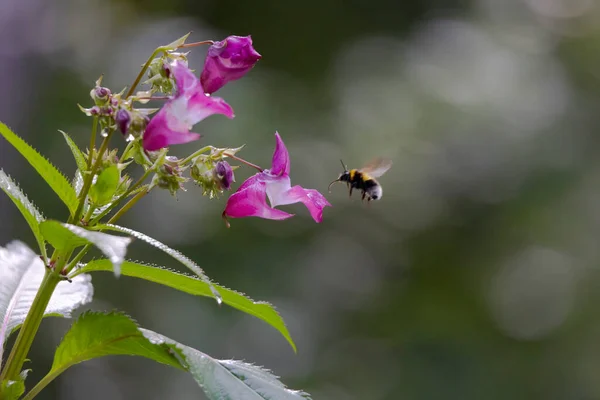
(359, 157, 392, 178)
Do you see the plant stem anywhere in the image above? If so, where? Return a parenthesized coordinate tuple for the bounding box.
(180, 146, 213, 165)
(223, 152, 263, 172)
(69, 129, 115, 225)
(126, 48, 164, 98)
(65, 188, 148, 276)
(118, 140, 134, 164)
(86, 117, 98, 170)
(178, 40, 213, 49)
(107, 189, 148, 225)
(63, 244, 92, 276)
(88, 169, 152, 225)
(21, 365, 66, 400)
(0, 270, 61, 381)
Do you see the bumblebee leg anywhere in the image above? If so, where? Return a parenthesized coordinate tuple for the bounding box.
(361, 191, 366, 202)
(348, 186, 353, 198)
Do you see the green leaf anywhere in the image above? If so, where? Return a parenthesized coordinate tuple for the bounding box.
(95, 224, 221, 301)
(73, 260, 297, 352)
(40, 220, 88, 251)
(1, 378, 25, 400)
(162, 32, 191, 51)
(40, 221, 132, 276)
(60, 130, 87, 172)
(0, 241, 93, 362)
(141, 328, 311, 400)
(0, 122, 79, 215)
(51, 312, 183, 375)
(0, 169, 47, 259)
(0, 371, 28, 400)
(89, 165, 120, 206)
(45, 312, 309, 400)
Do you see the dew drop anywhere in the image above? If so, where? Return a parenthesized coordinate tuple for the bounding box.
(125, 134, 135, 142)
(100, 129, 109, 138)
(210, 286, 223, 306)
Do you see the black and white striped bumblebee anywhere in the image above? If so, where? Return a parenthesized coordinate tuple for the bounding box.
(328, 158, 393, 201)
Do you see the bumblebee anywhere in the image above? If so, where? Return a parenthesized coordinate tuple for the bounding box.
(328, 157, 393, 201)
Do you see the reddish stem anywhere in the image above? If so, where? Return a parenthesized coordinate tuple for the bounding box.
(223, 153, 263, 172)
(178, 40, 214, 49)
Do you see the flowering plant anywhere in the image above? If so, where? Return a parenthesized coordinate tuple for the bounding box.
(0, 33, 327, 399)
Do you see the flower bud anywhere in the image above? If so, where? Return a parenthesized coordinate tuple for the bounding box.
(213, 160, 235, 190)
(200, 35, 261, 94)
(191, 159, 235, 198)
(115, 109, 131, 135)
(91, 86, 112, 105)
(154, 156, 187, 196)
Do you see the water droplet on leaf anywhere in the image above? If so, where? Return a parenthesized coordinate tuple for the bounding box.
(210, 286, 223, 305)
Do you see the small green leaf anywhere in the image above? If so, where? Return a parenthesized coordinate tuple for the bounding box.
(95, 224, 220, 301)
(141, 329, 311, 400)
(42, 312, 183, 390)
(73, 260, 297, 352)
(89, 165, 120, 206)
(0, 122, 79, 215)
(162, 32, 191, 50)
(60, 130, 87, 172)
(0, 372, 26, 400)
(40, 221, 132, 276)
(0, 170, 46, 258)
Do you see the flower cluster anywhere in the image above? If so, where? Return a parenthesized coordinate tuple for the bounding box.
(78, 33, 331, 225)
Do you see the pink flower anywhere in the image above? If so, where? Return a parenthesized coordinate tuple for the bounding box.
(223, 132, 331, 225)
(142, 61, 234, 151)
(200, 35, 262, 94)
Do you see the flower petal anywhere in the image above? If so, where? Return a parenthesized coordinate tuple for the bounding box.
(269, 132, 290, 177)
(185, 92, 234, 124)
(171, 61, 199, 95)
(223, 175, 293, 221)
(142, 106, 200, 151)
(200, 35, 262, 94)
(142, 63, 234, 152)
(267, 181, 331, 223)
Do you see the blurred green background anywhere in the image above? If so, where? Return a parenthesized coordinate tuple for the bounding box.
(3, 0, 600, 399)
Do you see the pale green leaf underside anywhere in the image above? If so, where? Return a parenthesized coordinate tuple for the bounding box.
(40, 221, 132, 276)
(73, 260, 296, 352)
(0, 170, 46, 258)
(0, 122, 79, 215)
(95, 224, 221, 301)
(0, 241, 93, 363)
(50, 312, 309, 400)
(60, 130, 87, 172)
(141, 328, 310, 400)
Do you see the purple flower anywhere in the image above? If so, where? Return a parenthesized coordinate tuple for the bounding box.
(223, 132, 331, 224)
(142, 61, 234, 152)
(200, 35, 262, 94)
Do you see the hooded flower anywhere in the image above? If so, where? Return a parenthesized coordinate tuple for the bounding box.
(200, 35, 262, 94)
(142, 61, 234, 151)
(223, 132, 331, 224)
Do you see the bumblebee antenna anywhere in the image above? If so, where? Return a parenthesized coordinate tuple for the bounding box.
(339, 159, 347, 171)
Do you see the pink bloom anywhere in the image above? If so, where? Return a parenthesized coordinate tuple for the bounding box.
(142, 61, 234, 151)
(223, 132, 331, 224)
(200, 35, 262, 94)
